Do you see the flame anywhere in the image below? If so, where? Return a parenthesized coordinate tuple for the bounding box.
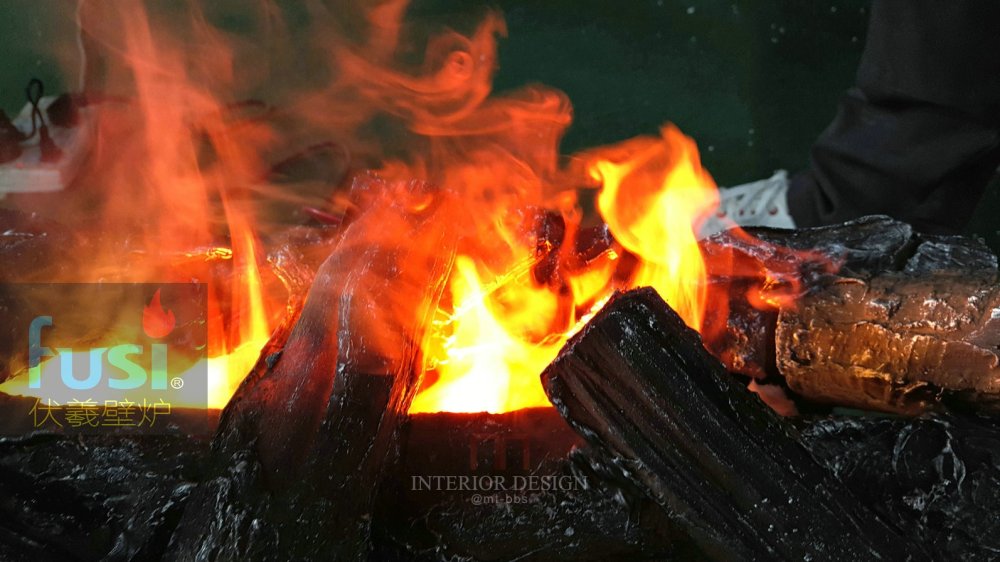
(0, 2, 814, 418)
(410, 256, 563, 414)
(589, 124, 719, 331)
(411, 126, 719, 414)
(203, 224, 273, 408)
(0, 3, 276, 411)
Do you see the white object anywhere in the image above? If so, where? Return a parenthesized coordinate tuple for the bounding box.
(0, 96, 94, 196)
(698, 170, 796, 239)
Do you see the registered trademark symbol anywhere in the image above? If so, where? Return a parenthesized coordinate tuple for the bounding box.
(170, 377, 184, 389)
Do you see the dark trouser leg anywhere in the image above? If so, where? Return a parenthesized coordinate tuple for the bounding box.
(788, 0, 1000, 234)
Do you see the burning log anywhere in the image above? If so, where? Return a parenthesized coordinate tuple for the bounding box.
(541, 287, 929, 560)
(703, 216, 1000, 414)
(170, 176, 459, 560)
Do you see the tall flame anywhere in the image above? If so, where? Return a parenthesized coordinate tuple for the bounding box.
(590, 124, 719, 332)
(0, 2, 802, 418)
(0, 2, 277, 410)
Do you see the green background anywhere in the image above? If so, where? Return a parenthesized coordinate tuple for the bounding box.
(1, 0, 997, 246)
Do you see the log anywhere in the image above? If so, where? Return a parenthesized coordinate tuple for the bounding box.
(701, 215, 1000, 414)
(778, 271, 1000, 414)
(169, 174, 458, 561)
(541, 287, 929, 561)
(699, 215, 922, 380)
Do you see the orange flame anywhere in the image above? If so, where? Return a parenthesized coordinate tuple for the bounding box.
(411, 125, 720, 414)
(0, 2, 812, 418)
(0, 3, 276, 410)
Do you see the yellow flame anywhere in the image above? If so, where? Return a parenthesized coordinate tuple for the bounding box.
(411, 125, 718, 414)
(410, 256, 560, 413)
(591, 125, 717, 331)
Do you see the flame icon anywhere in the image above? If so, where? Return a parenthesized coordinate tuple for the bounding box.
(143, 289, 176, 339)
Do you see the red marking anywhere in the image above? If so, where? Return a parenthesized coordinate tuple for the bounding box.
(143, 289, 176, 338)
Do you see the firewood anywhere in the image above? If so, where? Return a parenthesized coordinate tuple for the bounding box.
(541, 287, 930, 561)
(702, 216, 1000, 414)
(373, 408, 692, 561)
(171, 175, 458, 561)
(699, 215, 921, 379)
(801, 413, 1000, 560)
(778, 271, 1000, 414)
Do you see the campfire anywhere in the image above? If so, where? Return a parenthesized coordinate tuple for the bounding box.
(1, 2, 998, 561)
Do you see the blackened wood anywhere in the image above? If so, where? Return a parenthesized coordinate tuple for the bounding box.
(375, 408, 688, 561)
(171, 175, 458, 561)
(0, 432, 211, 561)
(541, 287, 929, 561)
(801, 414, 1000, 561)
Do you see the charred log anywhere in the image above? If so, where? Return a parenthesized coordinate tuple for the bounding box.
(373, 408, 690, 561)
(541, 287, 929, 561)
(169, 176, 458, 561)
(801, 413, 1000, 561)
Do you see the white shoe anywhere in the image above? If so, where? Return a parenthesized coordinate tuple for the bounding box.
(698, 170, 796, 239)
(0, 86, 94, 197)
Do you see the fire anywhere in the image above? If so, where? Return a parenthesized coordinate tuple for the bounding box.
(411, 125, 719, 414)
(590, 125, 719, 331)
(410, 257, 559, 413)
(0, 3, 277, 411)
(0, 2, 802, 418)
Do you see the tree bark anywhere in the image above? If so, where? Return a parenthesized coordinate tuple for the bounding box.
(701, 215, 1000, 414)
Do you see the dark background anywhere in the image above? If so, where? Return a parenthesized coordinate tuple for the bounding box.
(1, 0, 997, 247)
